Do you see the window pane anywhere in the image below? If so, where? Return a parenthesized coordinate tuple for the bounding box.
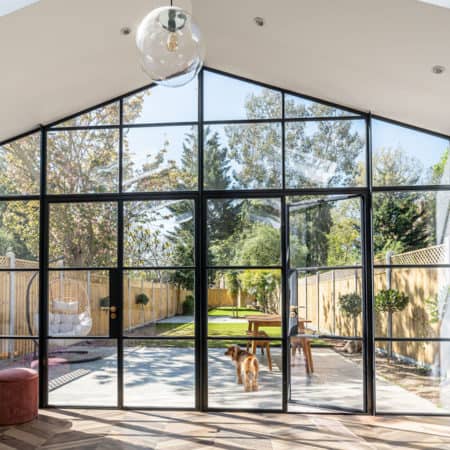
(208, 339, 282, 409)
(124, 339, 194, 407)
(124, 200, 194, 267)
(47, 129, 119, 194)
(48, 339, 117, 406)
(123, 270, 195, 337)
(0, 133, 40, 195)
(207, 198, 281, 267)
(285, 120, 366, 188)
(296, 269, 363, 337)
(0, 271, 38, 337)
(48, 270, 109, 338)
(289, 338, 364, 412)
(123, 81, 198, 124)
(376, 342, 450, 413)
(285, 94, 358, 118)
(288, 195, 362, 268)
(374, 267, 450, 338)
(0, 200, 39, 261)
(123, 126, 197, 192)
(373, 191, 448, 263)
(204, 124, 282, 190)
(372, 119, 450, 186)
(0, 339, 37, 370)
(52, 102, 119, 127)
(204, 71, 282, 120)
(207, 269, 282, 338)
(49, 202, 117, 268)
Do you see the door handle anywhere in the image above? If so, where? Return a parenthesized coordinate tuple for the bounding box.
(110, 306, 117, 313)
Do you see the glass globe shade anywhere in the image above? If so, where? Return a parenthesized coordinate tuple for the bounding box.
(136, 6, 205, 87)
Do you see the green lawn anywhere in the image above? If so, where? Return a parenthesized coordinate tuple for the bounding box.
(153, 322, 282, 338)
(207, 307, 265, 317)
(150, 322, 329, 346)
(127, 315, 330, 347)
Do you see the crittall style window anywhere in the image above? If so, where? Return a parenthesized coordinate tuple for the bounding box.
(0, 68, 449, 415)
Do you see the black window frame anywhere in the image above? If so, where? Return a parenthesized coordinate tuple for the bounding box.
(0, 66, 449, 416)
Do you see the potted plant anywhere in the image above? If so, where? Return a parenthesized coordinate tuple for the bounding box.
(99, 296, 110, 310)
(375, 289, 409, 361)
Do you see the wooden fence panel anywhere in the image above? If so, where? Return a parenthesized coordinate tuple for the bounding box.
(300, 267, 441, 365)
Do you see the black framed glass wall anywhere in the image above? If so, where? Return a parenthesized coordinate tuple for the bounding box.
(372, 118, 450, 414)
(286, 194, 366, 413)
(1, 67, 449, 415)
(0, 131, 41, 400)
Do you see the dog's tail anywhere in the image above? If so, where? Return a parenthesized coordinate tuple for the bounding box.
(252, 357, 259, 374)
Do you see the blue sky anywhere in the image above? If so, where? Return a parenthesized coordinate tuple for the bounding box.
(123, 71, 449, 184)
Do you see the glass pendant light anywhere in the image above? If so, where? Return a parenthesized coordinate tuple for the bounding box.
(136, 0, 205, 87)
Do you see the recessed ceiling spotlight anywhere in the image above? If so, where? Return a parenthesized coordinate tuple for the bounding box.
(120, 27, 132, 36)
(254, 17, 264, 27)
(432, 65, 446, 74)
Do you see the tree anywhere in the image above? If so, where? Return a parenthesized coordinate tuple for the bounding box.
(235, 224, 280, 266)
(339, 292, 362, 337)
(203, 128, 244, 267)
(431, 148, 449, 185)
(372, 147, 433, 257)
(286, 111, 364, 188)
(240, 269, 280, 313)
(0, 100, 144, 266)
(234, 224, 281, 313)
(225, 89, 282, 188)
(289, 198, 332, 268)
(375, 288, 409, 361)
(373, 147, 422, 187)
(225, 271, 241, 317)
(326, 199, 361, 266)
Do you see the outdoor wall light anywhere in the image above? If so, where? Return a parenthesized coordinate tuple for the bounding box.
(136, 0, 205, 87)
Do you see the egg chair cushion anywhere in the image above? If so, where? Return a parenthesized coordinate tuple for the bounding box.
(47, 311, 92, 336)
(52, 299, 79, 313)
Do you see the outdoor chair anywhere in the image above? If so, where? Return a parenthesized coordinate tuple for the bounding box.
(291, 336, 314, 375)
(246, 330, 273, 371)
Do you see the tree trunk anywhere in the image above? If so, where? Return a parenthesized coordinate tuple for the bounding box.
(387, 310, 393, 363)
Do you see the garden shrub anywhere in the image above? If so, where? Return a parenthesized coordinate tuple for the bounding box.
(135, 293, 150, 306)
(375, 289, 409, 313)
(183, 294, 195, 315)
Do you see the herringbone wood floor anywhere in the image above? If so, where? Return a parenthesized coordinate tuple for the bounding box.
(0, 409, 449, 449)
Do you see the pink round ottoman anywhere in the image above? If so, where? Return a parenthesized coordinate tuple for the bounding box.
(0, 368, 38, 425)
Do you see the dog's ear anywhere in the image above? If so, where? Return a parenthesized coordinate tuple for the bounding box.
(231, 345, 239, 361)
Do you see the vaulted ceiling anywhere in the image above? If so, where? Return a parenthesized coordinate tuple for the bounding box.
(1, 0, 449, 141)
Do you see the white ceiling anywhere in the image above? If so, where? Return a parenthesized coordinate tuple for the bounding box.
(1, 0, 450, 142)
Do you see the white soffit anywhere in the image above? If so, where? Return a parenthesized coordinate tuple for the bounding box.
(418, 0, 450, 8)
(0, 0, 450, 141)
(0, 0, 40, 17)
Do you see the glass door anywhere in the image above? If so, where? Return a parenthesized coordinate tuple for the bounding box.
(46, 201, 120, 407)
(286, 194, 366, 413)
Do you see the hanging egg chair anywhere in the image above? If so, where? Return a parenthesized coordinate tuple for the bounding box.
(46, 275, 92, 337)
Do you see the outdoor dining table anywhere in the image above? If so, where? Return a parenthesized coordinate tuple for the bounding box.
(246, 314, 312, 354)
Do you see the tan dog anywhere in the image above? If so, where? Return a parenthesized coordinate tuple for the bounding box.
(224, 345, 259, 392)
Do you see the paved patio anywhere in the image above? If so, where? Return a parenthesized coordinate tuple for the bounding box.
(41, 344, 450, 413)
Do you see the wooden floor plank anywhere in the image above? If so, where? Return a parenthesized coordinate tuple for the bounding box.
(1, 410, 449, 449)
